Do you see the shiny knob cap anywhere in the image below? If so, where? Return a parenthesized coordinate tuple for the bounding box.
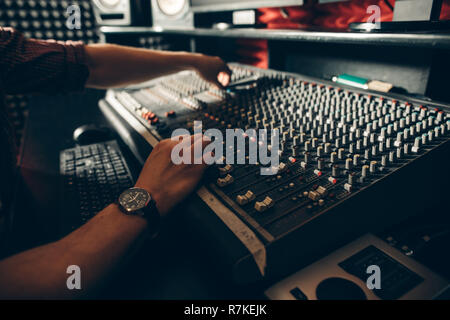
(353, 154, 360, 166)
(361, 165, 369, 178)
(317, 158, 325, 170)
(369, 161, 377, 173)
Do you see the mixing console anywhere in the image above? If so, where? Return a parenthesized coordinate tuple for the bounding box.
(102, 64, 450, 282)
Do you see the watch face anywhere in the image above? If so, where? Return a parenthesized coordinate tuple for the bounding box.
(119, 188, 151, 213)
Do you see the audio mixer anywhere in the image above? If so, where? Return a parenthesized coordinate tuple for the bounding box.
(100, 64, 450, 283)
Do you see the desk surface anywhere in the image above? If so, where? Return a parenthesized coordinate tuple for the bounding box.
(14, 91, 262, 299)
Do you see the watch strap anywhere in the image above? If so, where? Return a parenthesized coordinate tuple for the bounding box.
(139, 198, 161, 237)
(116, 195, 161, 237)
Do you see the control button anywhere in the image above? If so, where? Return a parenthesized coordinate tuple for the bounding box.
(335, 138, 341, 148)
(316, 186, 328, 196)
(236, 190, 256, 205)
(389, 150, 396, 163)
(304, 140, 311, 152)
(371, 145, 378, 157)
(381, 155, 387, 167)
(331, 165, 339, 177)
(361, 165, 369, 178)
(330, 152, 337, 163)
(278, 162, 287, 173)
(364, 149, 371, 160)
(218, 164, 233, 175)
(254, 196, 274, 212)
(345, 158, 352, 170)
(308, 191, 321, 201)
(349, 143, 355, 154)
(317, 146, 323, 157)
(434, 126, 440, 138)
(303, 152, 310, 164)
(356, 139, 362, 151)
(404, 143, 410, 155)
(338, 148, 345, 160)
(309, 186, 327, 200)
(427, 130, 434, 142)
(385, 137, 392, 149)
(254, 201, 267, 212)
(378, 141, 385, 153)
(246, 190, 256, 201)
(369, 161, 377, 173)
(394, 132, 402, 147)
(236, 195, 248, 206)
(217, 174, 234, 187)
(317, 158, 325, 170)
(348, 172, 356, 185)
(324, 143, 331, 154)
(263, 196, 275, 208)
(396, 147, 403, 159)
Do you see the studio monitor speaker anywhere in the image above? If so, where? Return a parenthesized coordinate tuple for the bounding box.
(150, 0, 193, 29)
(93, 0, 151, 26)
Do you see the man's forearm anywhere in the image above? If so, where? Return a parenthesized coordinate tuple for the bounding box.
(84, 44, 201, 89)
(0, 204, 148, 299)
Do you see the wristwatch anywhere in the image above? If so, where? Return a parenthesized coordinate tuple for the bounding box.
(117, 187, 160, 236)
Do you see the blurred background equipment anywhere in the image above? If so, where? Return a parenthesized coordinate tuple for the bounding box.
(0, 0, 101, 154)
(92, 0, 151, 26)
(93, 0, 133, 25)
(193, 0, 305, 28)
(0, 0, 100, 42)
(191, 0, 303, 13)
(350, 0, 450, 31)
(150, 0, 194, 29)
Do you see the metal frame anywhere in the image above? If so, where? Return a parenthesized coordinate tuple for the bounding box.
(190, 0, 304, 13)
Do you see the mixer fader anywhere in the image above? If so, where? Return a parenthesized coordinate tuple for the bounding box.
(102, 64, 450, 282)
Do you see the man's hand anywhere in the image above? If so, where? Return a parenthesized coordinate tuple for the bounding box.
(190, 54, 232, 89)
(85, 43, 232, 90)
(134, 135, 211, 217)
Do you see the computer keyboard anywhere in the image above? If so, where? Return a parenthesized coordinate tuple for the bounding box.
(59, 140, 134, 233)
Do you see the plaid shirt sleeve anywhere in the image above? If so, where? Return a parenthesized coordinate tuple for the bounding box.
(0, 27, 90, 95)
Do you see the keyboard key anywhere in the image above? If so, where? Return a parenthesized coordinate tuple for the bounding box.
(60, 140, 134, 231)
